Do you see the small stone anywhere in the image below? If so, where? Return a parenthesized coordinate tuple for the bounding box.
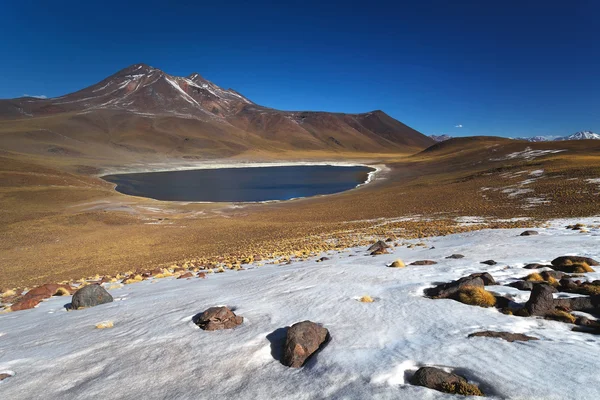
(177, 272, 193, 279)
(194, 306, 243, 331)
(520, 230, 539, 236)
(410, 367, 483, 396)
(445, 254, 465, 259)
(481, 260, 497, 265)
(410, 260, 437, 266)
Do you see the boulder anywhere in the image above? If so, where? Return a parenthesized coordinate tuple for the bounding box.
(525, 284, 557, 316)
(0, 373, 11, 381)
(508, 280, 534, 291)
(410, 367, 483, 396)
(197, 272, 207, 279)
(520, 230, 539, 236)
(469, 272, 496, 286)
(540, 270, 564, 280)
(194, 306, 243, 331)
(552, 256, 599, 267)
(410, 260, 438, 266)
(445, 254, 465, 259)
(282, 321, 329, 368)
(554, 296, 598, 313)
(71, 284, 113, 309)
(468, 331, 538, 342)
(424, 275, 484, 299)
(480, 260, 497, 265)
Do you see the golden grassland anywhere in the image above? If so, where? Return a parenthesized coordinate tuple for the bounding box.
(1, 137, 600, 291)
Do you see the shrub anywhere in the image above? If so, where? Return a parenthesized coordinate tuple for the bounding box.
(456, 286, 497, 307)
(388, 259, 405, 268)
(441, 381, 484, 397)
(547, 310, 576, 324)
(95, 321, 114, 329)
(359, 295, 374, 303)
(54, 287, 70, 296)
(525, 273, 543, 281)
(572, 262, 594, 273)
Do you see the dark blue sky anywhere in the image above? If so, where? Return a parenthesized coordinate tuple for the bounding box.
(1, 0, 598, 138)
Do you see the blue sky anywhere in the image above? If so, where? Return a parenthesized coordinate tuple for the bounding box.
(1, 0, 598, 138)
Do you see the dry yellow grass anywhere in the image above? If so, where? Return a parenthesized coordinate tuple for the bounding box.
(457, 286, 497, 307)
(441, 381, 484, 397)
(359, 295, 374, 303)
(54, 287, 70, 296)
(1, 289, 16, 298)
(572, 262, 594, 273)
(388, 259, 405, 268)
(95, 321, 114, 329)
(548, 310, 576, 324)
(525, 273, 544, 282)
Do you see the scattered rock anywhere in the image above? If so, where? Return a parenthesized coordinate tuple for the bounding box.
(468, 331, 538, 342)
(524, 263, 551, 269)
(388, 259, 405, 268)
(424, 275, 484, 299)
(554, 296, 598, 313)
(316, 257, 329, 262)
(194, 306, 243, 331)
(410, 367, 483, 396)
(525, 284, 557, 316)
(508, 280, 535, 291)
(480, 260, 497, 265)
(282, 321, 329, 368)
(446, 254, 465, 259)
(367, 240, 389, 253)
(540, 270, 564, 280)
(469, 272, 496, 286)
(520, 230, 539, 236)
(10, 296, 45, 311)
(370, 247, 389, 256)
(0, 373, 12, 381)
(410, 260, 437, 266)
(177, 272, 193, 279)
(197, 272, 207, 279)
(71, 284, 113, 309)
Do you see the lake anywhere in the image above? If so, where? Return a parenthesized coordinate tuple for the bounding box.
(102, 165, 375, 202)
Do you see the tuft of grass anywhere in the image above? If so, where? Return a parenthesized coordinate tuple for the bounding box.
(216, 266, 225, 273)
(525, 273, 544, 281)
(54, 287, 70, 296)
(441, 381, 484, 397)
(388, 259, 405, 268)
(1, 289, 16, 298)
(546, 276, 559, 286)
(547, 310, 576, 324)
(577, 284, 600, 295)
(359, 295, 374, 303)
(95, 321, 114, 329)
(457, 286, 497, 307)
(572, 262, 594, 273)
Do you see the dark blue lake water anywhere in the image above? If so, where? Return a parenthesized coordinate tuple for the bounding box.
(102, 165, 374, 202)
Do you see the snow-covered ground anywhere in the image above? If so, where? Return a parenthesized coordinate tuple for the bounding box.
(1, 218, 600, 399)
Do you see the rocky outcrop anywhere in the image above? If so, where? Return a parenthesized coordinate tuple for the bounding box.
(71, 284, 113, 309)
(194, 306, 243, 331)
(282, 321, 329, 368)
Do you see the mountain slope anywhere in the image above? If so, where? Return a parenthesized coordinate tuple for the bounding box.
(0, 64, 433, 158)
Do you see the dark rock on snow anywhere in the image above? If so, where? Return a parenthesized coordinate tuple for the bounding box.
(508, 280, 535, 291)
(525, 284, 557, 316)
(468, 331, 538, 342)
(524, 263, 551, 269)
(410, 260, 438, 266)
(194, 306, 243, 331)
(520, 230, 539, 236)
(71, 284, 113, 309)
(469, 272, 496, 286)
(445, 254, 465, 259)
(481, 260, 497, 265)
(552, 256, 599, 267)
(424, 274, 485, 299)
(282, 321, 329, 368)
(410, 367, 483, 396)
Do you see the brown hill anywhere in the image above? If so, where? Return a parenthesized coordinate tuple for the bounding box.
(0, 64, 433, 159)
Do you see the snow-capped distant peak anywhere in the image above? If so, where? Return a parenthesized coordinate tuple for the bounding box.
(560, 131, 600, 141)
(429, 134, 452, 142)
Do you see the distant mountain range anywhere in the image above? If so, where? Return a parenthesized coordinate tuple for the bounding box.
(0, 64, 433, 158)
(430, 131, 599, 143)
